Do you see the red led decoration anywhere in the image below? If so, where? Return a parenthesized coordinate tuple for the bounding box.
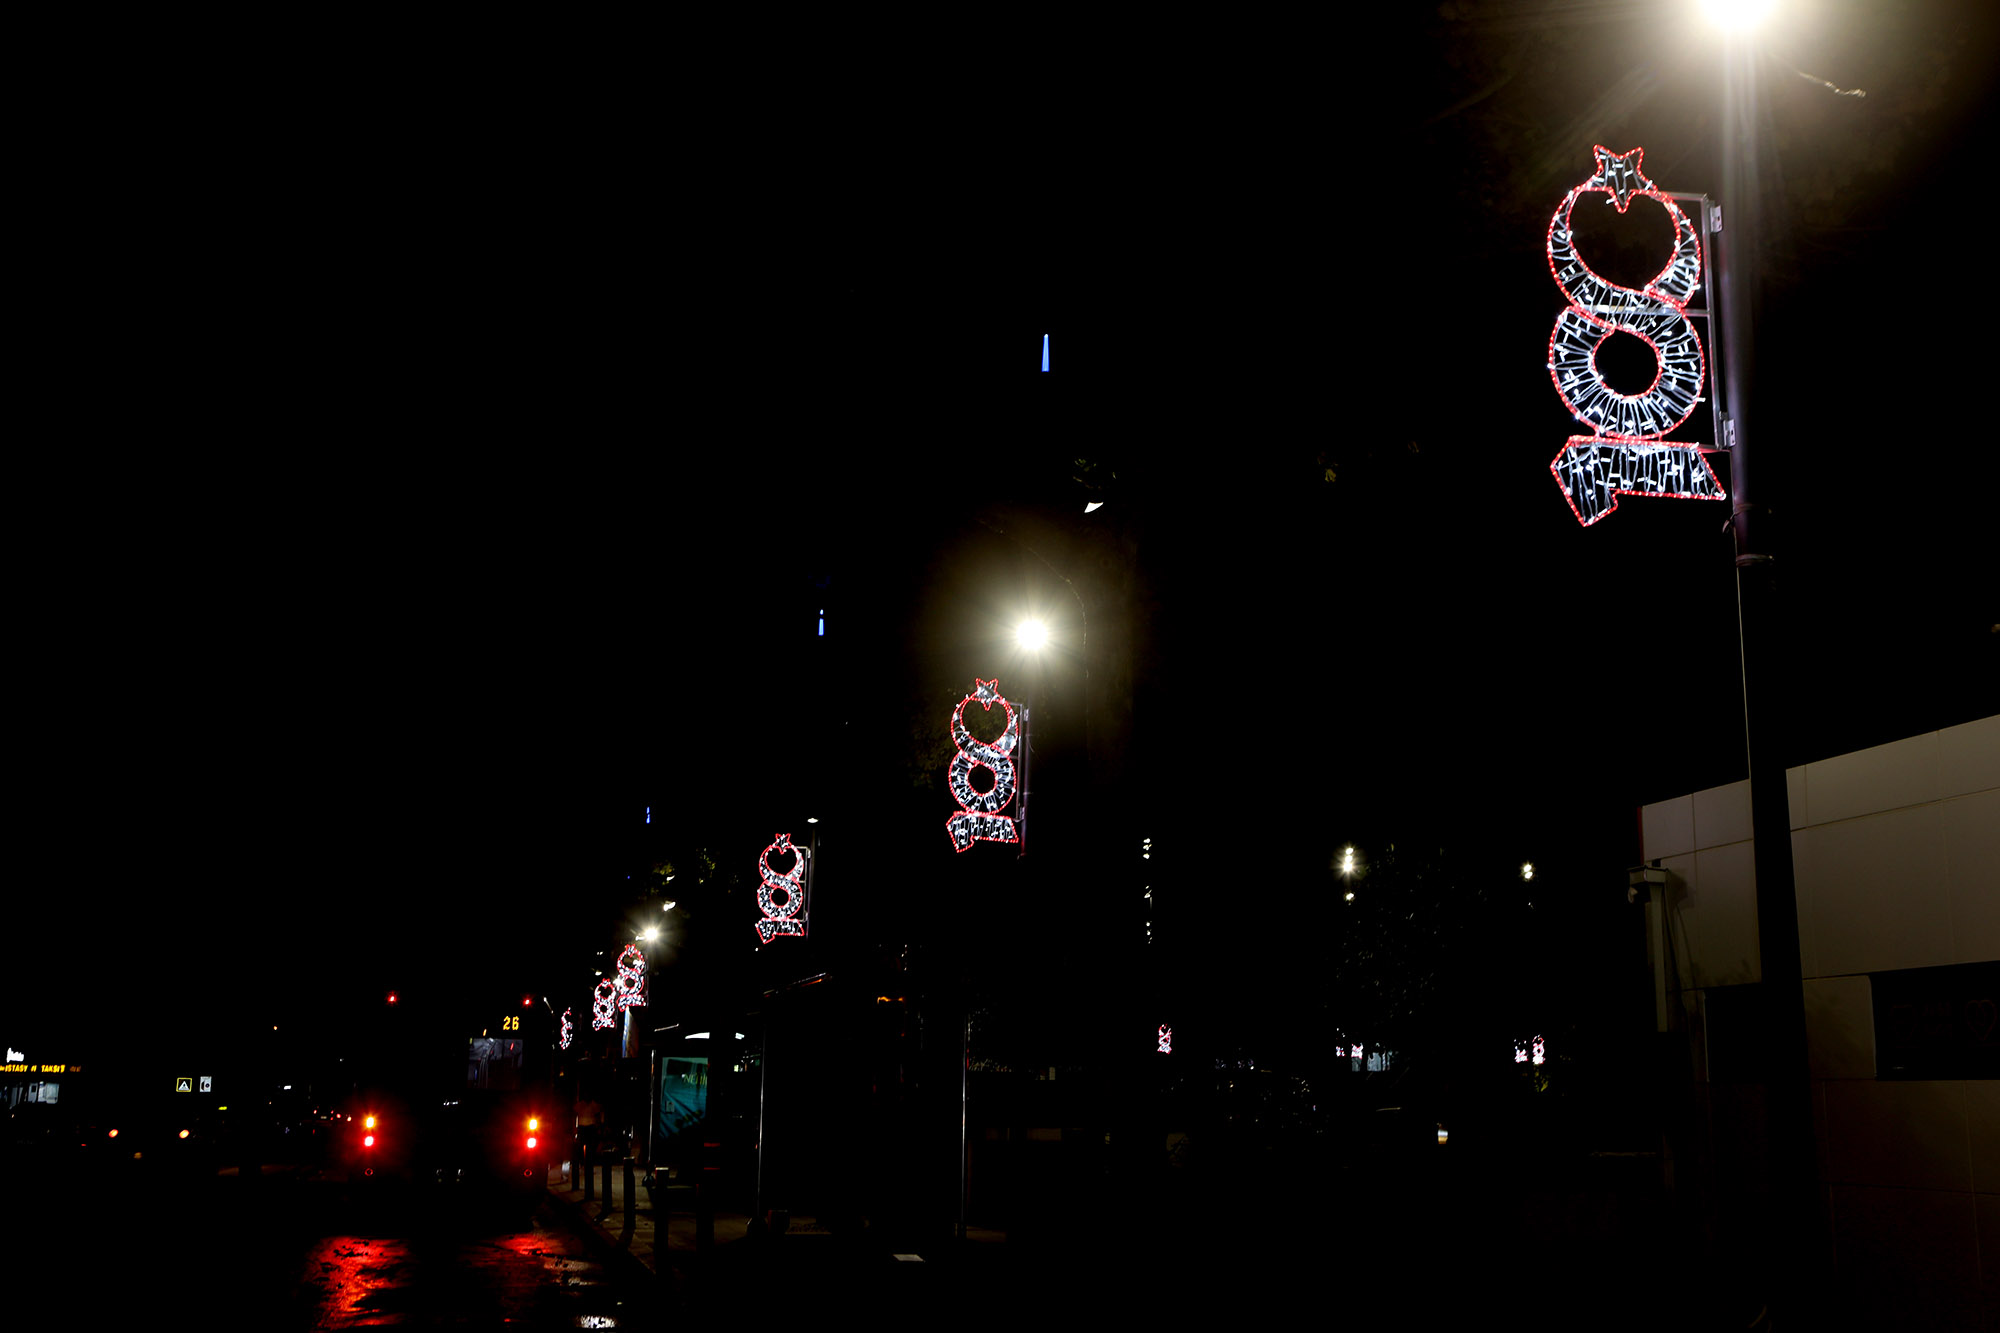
(614, 944, 648, 1009)
(591, 978, 617, 1031)
(755, 833, 808, 943)
(560, 1007, 574, 1051)
(1157, 1025, 1172, 1054)
(1546, 146, 1727, 525)
(946, 678, 1021, 852)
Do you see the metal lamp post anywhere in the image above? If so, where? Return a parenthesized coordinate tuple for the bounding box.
(1708, 4, 1825, 1319)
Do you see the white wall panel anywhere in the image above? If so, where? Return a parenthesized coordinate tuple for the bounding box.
(1800, 731, 1940, 827)
(1802, 974, 1874, 1080)
(1941, 790, 2000, 966)
(1937, 713, 2000, 799)
(1642, 794, 1694, 861)
(1830, 1184, 1983, 1330)
(1824, 1079, 1970, 1191)
(1693, 779, 1752, 850)
(1689, 841, 1760, 987)
(1797, 804, 1952, 977)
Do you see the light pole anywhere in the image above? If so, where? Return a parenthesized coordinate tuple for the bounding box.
(1703, 2, 1823, 1319)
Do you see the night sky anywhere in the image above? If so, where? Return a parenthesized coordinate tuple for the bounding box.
(11, 5, 1995, 1094)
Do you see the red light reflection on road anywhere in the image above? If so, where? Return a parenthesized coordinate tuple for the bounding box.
(299, 1235, 411, 1327)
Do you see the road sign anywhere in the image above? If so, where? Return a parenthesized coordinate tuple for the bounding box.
(175, 1077, 192, 1093)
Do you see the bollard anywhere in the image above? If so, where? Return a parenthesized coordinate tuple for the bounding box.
(581, 1144, 593, 1202)
(623, 1160, 636, 1226)
(601, 1153, 614, 1213)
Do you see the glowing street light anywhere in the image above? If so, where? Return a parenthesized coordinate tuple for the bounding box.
(1015, 619, 1049, 651)
(1697, 0, 1775, 31)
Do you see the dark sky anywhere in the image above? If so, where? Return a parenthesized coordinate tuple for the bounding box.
(12, 6, 1995, 1085)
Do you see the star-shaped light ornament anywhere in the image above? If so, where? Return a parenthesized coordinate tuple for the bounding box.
(971, 678, 1002, 708)
(1590, 145, 1654, 213)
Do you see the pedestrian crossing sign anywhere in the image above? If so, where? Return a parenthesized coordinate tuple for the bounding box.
(176, 1077, 192, 1092)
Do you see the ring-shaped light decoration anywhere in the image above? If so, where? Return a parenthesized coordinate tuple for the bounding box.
(945, 678, 1021, 852)
(613, 944, 648, 1009)
(591, 978, 618, 1030)
(950, 679, 1018, 765)
(948, 750, 1017, 813)
(1546, 145, 1706, 441)
(755, 833, 808, 943)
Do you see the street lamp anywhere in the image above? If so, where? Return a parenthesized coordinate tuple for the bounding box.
(1697, 0, 1774, 30)
(1014, 618, 1049, 651)
(1697, 5, 1822, 1318)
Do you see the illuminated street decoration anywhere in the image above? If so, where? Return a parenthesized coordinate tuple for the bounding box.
(614, 944, 648, 1009)
(945, 678, 1021, 852)
(1533, 1035, 1546, 1066)
(560, 1007, 574, 1051)
(592, 979, 617, 1031)
(1515, 1040, 1529, 1064)
(1158, 1025, 1172, 1054)
(1547, 145, 1726, 526)
(755, 833, 808, 943)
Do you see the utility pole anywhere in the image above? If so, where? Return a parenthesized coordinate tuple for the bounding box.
(1715, 29, 1825, 1323)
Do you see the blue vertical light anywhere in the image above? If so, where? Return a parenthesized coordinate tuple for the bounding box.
(645, 806, 651, 825)
(1041, 334, 1049, 372)
(818, 609, 825, 637)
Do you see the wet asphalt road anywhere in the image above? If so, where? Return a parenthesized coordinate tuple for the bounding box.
(9, 1162, 654, 1331)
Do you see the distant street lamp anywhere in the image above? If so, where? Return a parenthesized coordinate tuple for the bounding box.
(1014, 618, 1049, 651)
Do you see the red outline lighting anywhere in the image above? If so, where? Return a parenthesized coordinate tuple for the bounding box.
(945, 678, 1021, 852)
(755, 833, 809, 943)
(614, 944, 648, 1009)
(1544, 146, 1727, 525)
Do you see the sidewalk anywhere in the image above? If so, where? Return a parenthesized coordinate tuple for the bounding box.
(538, 1156, 1011, 1315)
(539, 1157, 746, 1298)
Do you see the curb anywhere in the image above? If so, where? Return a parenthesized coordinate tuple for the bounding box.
(538, 1185, 680, 1309)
